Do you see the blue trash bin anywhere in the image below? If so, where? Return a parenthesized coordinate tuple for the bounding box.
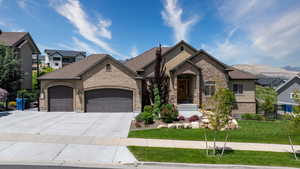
(16, 98, 27, 110)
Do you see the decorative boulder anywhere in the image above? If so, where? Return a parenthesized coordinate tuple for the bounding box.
(167, 123, 177, 128)
(191, 121, 200, 129)
(157, 124, 168, 129)
(176, 123, 184, 129)
(183, 123, 192, 129)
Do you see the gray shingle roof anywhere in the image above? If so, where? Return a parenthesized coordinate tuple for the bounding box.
(125, 47, 171, 71)
(45, 49, 86, 57)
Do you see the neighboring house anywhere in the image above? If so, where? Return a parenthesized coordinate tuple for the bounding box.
(32, 54, 47, 70)
(38, 41, 257, 116)
(276, 73, 300, 113)
(0, 31, 40, 89)
(256, 77, 285, 88)
(44, 49, 86, 69)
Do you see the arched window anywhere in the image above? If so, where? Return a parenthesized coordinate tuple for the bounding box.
(106, 64, 112, 72)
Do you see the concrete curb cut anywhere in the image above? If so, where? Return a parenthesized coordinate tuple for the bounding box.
(126, 161, 300, 169)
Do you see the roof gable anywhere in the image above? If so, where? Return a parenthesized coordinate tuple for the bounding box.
(276, 75, 300, 94)
(124, 40, 197, 72)
(0, 32, 40, 54)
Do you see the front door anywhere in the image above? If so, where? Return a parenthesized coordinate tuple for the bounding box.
(177, 79, 189, 103)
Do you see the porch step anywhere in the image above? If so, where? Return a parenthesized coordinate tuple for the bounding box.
(179, 111, 202, 118)
(177, 104, 198, 111)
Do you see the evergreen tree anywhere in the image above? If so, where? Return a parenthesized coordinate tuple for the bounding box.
(0, 45, 22, 99)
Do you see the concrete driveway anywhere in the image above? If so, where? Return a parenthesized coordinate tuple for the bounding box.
(0, 111, 134, 137)
(0, 111, 136, 164)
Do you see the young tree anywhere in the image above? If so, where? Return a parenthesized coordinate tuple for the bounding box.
(0, 45, 22, 99)
(147, 44, 169, 105)
(205, 88, 236, 157)
(261, 95, 276, 119)
(286, 90, 300, 160)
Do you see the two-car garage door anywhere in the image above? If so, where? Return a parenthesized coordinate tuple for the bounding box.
(48, 86, 133, 112)
(85, 89, 133, 112)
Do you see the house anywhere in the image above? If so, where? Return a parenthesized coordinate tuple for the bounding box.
(276, 73, 300, 113)
(0, 31, 40, 89)
(38, 41, 257, 116)
(32, 55, 47, 70)
(256, 77, 286, 88)
(44, 49, 86, 69)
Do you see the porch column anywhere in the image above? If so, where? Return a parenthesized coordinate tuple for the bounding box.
(194, 74, 200, 107)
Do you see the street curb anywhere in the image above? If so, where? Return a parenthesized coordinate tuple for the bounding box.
(127, 161, 300, 169)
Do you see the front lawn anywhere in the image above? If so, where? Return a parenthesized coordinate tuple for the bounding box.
(129, 120, 300, 145)
(128, 146, 300, 168)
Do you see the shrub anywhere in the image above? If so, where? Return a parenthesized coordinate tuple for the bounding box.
(8, 101, 16, 107)
(17, 89, 38, 103)
(160, 104, 178, 123)
(178, 115, 185, 121)
(241, 113, 264, 121)
(188, 115, 199, 122)
(135, 105, 154, 124)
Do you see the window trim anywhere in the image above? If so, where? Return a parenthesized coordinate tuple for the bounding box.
(204, 81, 216, 96)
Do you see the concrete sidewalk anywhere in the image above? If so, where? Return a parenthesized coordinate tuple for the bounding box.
(0, 133, 299, 153)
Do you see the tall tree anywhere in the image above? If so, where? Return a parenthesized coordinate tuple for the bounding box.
(0, 45, 22, 99)
(147, 44, 169, 105)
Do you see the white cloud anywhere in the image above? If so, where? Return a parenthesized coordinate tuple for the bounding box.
(51, 0, 123, 57)
(161, 0, 199, 42)
(72, 37, 98, 54)
(11, 28, 25, 32)
(130, 46, 138, 58)
(208, 0, 300, 66)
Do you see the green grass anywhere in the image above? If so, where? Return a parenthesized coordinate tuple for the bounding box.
(128, 146, 300, 168)
(129, 120, 300, 145)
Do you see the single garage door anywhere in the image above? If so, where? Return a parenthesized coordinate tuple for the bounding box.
(48, 86, 73, 112)
(85, 89, 133, 112)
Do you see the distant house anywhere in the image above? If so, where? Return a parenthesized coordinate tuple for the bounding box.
(32, 54, 47, 70)
(276, 74, 300, 113)
(0, 31, 40, 89)
(256, 77, 285, 88)
(44, 49, 86, 69)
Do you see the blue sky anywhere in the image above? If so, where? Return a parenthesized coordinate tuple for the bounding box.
(0, 0, 300, 67)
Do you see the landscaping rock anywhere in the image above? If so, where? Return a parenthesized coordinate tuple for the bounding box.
(183, 123, 192, 129)
(176, 123, 184, 129)
(199, 110, 239, 130)
(167, 123, 177, 128)
(157, 124, 168, 129)
(191, 121, 200, 129)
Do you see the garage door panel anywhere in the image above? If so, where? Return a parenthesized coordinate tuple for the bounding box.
(48, 86, 73, 112)
(85, 89, 133, 112)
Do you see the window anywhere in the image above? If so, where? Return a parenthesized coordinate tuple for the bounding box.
(233, 84, 243, 94)
(290, 93, 300, 99)
(106, 64, 112, 72)
(53, 57, 61, 61)
(63, 57, 75, 63)
(204, 81, 215, 96)
(55, 63, 59, 66)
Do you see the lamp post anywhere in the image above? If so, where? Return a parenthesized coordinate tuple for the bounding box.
(36, 54, 40, 111)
